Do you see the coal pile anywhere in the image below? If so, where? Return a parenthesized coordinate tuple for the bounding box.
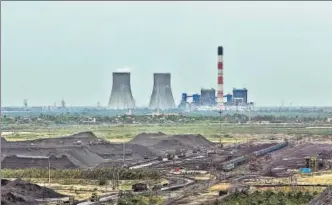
(1, 178, 65, 205)
(1, 155, 78, 169)
(4, 131, 101, 148)
(129, 132, 167, 147)
(309, 186, 332, 205)
(88, 143, 155, 159)
(129, 132, 216, 153)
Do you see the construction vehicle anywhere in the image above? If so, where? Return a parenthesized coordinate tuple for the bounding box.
(90, 193, 100, 202)
(167, 153, 175, 160)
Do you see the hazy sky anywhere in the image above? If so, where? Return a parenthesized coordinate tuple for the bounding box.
(2, 1, 332, 107)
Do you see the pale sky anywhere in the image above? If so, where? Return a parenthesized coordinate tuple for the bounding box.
(2, 1, 332, 107)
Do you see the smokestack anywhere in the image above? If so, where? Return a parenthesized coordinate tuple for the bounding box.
(108, 72, 136, 109)
(217, 46, 224, 110)
(149, 73, 175, 110)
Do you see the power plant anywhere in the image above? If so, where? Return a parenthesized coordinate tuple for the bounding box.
(107, 46, 253, 111)
(108, 72, 136, 110)
(178, 46, 253, 110)
(149, 73, 176, 110)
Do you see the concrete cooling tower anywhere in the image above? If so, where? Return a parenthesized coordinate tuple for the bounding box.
(108, 72, 135, 109)
(149, 73, 175, 110)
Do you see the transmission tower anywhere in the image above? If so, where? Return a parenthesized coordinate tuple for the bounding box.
(61, 99, 66, 108)
(23, 99, 28, 108)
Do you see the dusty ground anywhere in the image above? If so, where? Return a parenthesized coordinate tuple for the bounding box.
(261, 142, 332, 177)
(309, 186, 332, 205)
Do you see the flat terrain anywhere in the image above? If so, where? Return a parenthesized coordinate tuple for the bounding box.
(3, 123, 332, 144)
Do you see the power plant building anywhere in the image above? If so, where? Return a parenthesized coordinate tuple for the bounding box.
(108, 72, 136, 109)
(200, 88, 216, 106)
(232, 88, 248, 105)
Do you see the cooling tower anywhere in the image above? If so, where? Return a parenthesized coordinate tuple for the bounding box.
(108, 72, 135, 109)
(149, 73, 175, 110)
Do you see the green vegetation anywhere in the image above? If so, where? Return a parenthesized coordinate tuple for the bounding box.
(212, 190, 317, 205)
(3, 121, 332, 144)
(1, 168, 161, 181)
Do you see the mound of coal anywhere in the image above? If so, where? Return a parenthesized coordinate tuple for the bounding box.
(1, 155, 78, 169)
(309, 186, 332, 205)
(169, 134, 215, 148)
(89, 143, 155, 159)
(8, 178, 65, 198)
(64, 147, 105, 168)
(4, 131, 100, 147)
(129, 132, 215, 152)
(1, 178, 65, 205)
(1, 191, 35, 205)
(129, 132, 167, 147)
(1, 145, 105, 169)
(153, 139, 185, 150)
(1, 179, 10, 186)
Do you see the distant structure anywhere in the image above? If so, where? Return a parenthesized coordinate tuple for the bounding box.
(232, 88, 248, 105)
(61, 99, 66, 108)
(23, 99, 28, 108)
(108, 72, 136, 110)
(200, 88, 216, 106)
(217, 46, 224, 109)
(149, 73, 175, 110)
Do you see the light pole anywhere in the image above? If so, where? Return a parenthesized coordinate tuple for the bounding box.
(122, 121, 126, 167)
(48, 158, 51, 186)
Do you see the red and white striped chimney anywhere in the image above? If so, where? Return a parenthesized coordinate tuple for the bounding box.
(217, 46, 224, 110)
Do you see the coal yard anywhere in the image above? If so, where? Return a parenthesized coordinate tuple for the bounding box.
(3, 131, 332, 205)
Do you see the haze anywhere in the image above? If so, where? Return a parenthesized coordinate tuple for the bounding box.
(1, 1, 332, 107)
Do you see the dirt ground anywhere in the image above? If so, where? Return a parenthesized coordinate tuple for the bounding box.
(261, 142, 332, 177)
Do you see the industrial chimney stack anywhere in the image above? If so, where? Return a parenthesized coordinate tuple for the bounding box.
(108, 72, 136, 109)
(217, 46, 224, 110)
(149, 73, 175, 110)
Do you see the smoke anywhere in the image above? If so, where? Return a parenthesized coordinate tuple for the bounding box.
(116, 67, 133, 72)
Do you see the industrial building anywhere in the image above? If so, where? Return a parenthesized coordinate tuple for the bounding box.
(178, 88, 250, 109)
(178, 46, 253, 110)
(106, 45, 253, 111)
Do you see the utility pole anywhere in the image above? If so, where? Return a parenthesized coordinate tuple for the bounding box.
(23, 99, 28, 108)
(219, 109, 222, 147)
(122, 119, 126, 167)
(248, 106, 251, 123)
(48, 158, 51, 186)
